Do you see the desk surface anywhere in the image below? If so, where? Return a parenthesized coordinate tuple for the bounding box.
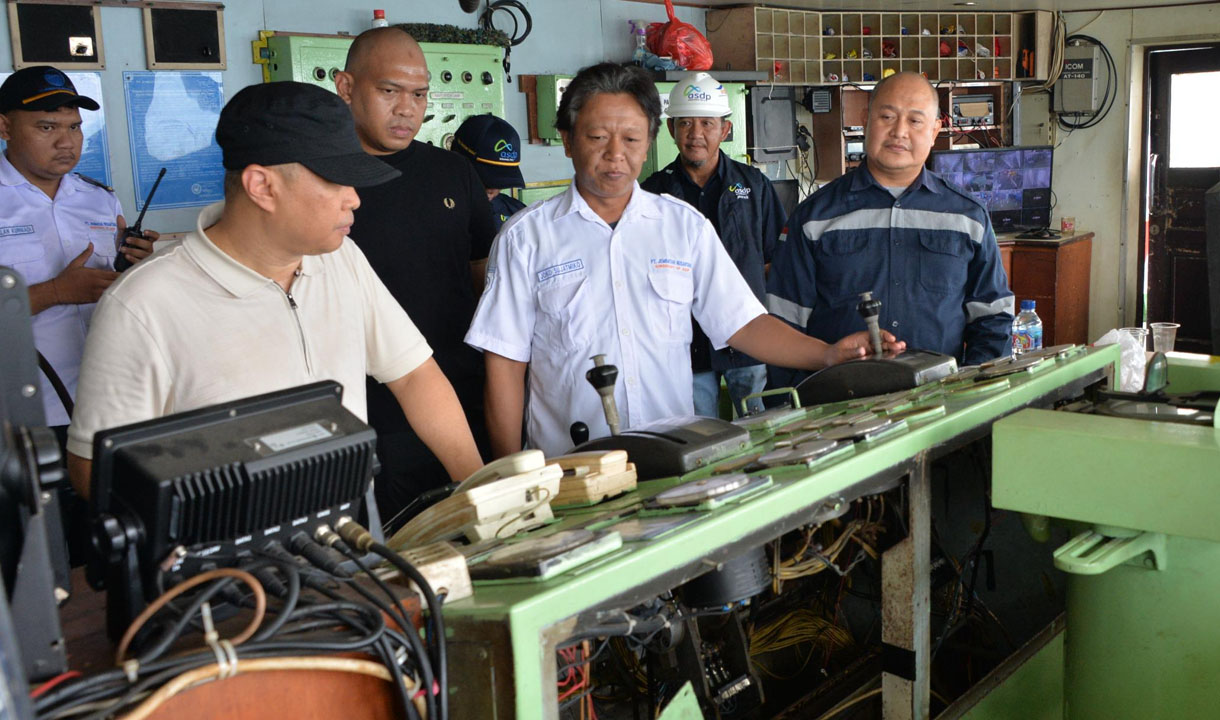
(996, 230, 1093, 247)
(439, 345, 1120, 719)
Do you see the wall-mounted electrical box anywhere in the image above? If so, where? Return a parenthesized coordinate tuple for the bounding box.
(1053, 44, 1102, 117)
(254, 33, 505, 150)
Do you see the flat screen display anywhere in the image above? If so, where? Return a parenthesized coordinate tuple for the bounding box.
(927, 146, 1053, 232)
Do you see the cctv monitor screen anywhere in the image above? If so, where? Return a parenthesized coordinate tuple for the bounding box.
(927, 146, 1053, 233)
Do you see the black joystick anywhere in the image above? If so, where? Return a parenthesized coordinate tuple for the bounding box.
(857, 291, 883, 358)
(570, 422, 590, 446)
(585, 354, 621, 435)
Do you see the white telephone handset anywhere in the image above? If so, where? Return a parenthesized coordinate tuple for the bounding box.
(456, 449, 546, 492)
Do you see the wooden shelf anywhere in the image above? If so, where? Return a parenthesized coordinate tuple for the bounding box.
(707, 7, 1051, 84)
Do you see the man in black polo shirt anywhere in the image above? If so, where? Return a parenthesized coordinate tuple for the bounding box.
(335, 28, 494, 521)
(642, 71, 785, 418)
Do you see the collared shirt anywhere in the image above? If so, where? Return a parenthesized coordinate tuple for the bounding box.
(642, 151, 785, 371)
(667, 155, 726, 235)
(0, 154, 123, 426)
(766, 163, 1014, 389)
(67, 201, 432, 459)
(465, 182, 765, 457)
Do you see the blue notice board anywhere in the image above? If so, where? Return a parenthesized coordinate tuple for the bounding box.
(124, 71, 224, 210)
(0, 71, 111, 187)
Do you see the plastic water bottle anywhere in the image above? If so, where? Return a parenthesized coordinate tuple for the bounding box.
(371, 9, 389, 28)
(629, 20, 648, 65)
(1011, 300, 1043, 355)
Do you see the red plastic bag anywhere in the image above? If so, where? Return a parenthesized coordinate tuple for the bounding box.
(645, 0, 713, 71)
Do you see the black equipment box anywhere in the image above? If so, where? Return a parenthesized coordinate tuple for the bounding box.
(796, 349, 958, 406)
(575, 416, 751, 480)
(951, 94, 994, 127)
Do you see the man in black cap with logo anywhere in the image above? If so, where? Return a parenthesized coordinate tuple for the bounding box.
(452, 114, 527, 231)
(66, 81, 484, 497)
(0, 66, 158, 437)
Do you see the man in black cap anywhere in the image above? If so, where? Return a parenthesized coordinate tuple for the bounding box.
(0, 66, 158, 435)
(452, 114, 527, 231)
(66, 81, 484, 497)
(334, 28, 496, 519)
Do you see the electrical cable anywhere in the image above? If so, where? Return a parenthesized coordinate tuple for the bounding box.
(479, 0, 532, 81)
(364, 538, 449, 720)
(812, 687, 882, 720)
(30, 672, 81, 699)
(114, 568, 266, 666)
(35, 607, 383, 717)
(326, 535, 438, 720)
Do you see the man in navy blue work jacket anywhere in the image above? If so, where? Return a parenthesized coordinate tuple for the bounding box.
(642, 72, 786, 417)
(766, 71, 1013, 390)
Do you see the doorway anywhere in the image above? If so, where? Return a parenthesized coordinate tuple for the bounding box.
(1140, 43, 1220, 353)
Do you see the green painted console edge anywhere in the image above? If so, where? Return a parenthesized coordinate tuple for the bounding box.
(992, 358, 1220, 543)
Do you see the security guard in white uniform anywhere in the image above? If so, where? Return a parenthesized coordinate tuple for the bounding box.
(466, 62, 904, 458)
(0, 66, 157, 431)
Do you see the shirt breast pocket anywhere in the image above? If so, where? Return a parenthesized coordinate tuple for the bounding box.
(817, 233, 874, 305)
(647, 270, 693, 343)
(536, 272, 590, 349)
(918, 232, 969, 296)
(2, 233, 46, 268)
(87, 226, 118, 264)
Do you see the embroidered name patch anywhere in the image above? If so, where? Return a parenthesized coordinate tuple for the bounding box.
(537, 259, 584, 283)
(0, 225, 34, 237)
(651, 257, 692, 272)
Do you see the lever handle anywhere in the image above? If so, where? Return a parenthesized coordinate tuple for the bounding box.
(585, 354, 621, 435)
(570, 422, 589, 446)
(857, 292, 883, 358)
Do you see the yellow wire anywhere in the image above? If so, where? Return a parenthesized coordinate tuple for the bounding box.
(812, 687, 882, 720)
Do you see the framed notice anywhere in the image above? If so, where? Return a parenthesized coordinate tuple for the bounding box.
(123, 71, 224, 210)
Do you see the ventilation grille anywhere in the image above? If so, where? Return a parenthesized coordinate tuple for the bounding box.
(169, 442, 374, 545)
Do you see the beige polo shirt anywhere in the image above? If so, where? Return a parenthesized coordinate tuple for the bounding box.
(67, 201, 432, 460)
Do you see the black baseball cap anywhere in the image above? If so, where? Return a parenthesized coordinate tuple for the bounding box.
(452, 114, 525, 189)
(216, 81, 400, 188)
(0, 66, 99, 113)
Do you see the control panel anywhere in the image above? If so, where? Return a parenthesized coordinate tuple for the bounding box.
(255, 33, 505, 149)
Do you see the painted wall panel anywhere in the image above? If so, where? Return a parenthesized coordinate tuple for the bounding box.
(0, 0, 704, 232)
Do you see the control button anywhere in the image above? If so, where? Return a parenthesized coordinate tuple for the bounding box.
(481, 71, 494, 85)
(461, 71, 473, 83)
(440, 70, 453, 83)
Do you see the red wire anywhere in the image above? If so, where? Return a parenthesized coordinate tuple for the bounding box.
(30, 670, 81, 698)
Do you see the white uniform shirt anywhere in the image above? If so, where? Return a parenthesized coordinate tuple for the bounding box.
(67, 201, 433, 460)
(465, 182, 765, 457)
(0, 154, 123, 425)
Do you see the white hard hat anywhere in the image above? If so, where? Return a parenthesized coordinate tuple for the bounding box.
(666, 72, 731, 118)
